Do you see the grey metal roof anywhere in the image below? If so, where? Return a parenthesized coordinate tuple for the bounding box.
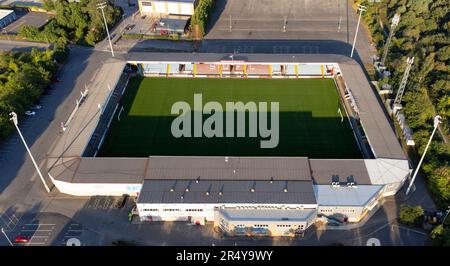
(47, 60, 126, 158)
(309, 159, 372, 185)
(146, 156, 312, 181)
(137, 179, 316, 204)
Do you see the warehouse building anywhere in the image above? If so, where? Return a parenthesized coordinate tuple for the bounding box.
(0, 9, 17, 29)
(139, 0, 198, 16)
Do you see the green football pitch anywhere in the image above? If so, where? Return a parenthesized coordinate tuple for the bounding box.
(98, 77, 361, 158)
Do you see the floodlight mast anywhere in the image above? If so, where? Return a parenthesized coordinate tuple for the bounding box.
(97, 2, 115, 57)
(350, 5, 367, 58)
(394, 57, 414, 105)
(380, 13, 400, 65)
(406, 115, 442, 195)
(9, 112, 51, 193)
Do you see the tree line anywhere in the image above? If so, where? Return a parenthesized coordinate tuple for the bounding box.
(357, 0, 449, 245)
(190, 0, 215, 39)
(0, 46, 68, 140)
(18, 0, 122, 46)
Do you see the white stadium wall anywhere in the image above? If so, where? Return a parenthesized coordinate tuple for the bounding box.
(139, 1, 195, 16)
(52, 179, 142, 197)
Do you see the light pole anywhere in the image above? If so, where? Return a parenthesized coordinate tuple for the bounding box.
(9, 112, 51, 193)
(1, 228, 13, 246)
(380, 13, 400, 65)
(350, 4, 367, 58)
(442, 207, 450, 225)
(97, 2, 115, 57)
(406, 115, 442, 195)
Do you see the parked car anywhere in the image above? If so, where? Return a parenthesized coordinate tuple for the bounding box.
(15, 235, 31, 243)
(25, 111, 36, 116)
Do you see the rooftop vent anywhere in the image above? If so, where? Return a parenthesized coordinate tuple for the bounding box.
(331, 175, 340, 187)
(283, 188, 288, 193)
(346, 175, 356, 187)
(169, 187, 175, 192)
(185, 187, 190, 192)
(180, 195, 184, 199)
(270, 177, 274, 184)
(196, 177, 200, 184)
(205, 191, 210, 196)
(218, 191, 223, 196)
(250, 188, 255, 193)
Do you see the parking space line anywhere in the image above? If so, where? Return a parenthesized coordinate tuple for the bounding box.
(25, 223, 56, 226)
(21, 229, 53, 232)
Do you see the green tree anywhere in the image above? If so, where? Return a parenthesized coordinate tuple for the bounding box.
(430, 224, 450, 246)
(399, 205, 424, 227)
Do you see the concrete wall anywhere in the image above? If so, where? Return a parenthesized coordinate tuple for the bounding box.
(214, 209, 317, 237)
(137, 203, 318, 223)
(139, 0, 195, 16)
(52, 179, 142, 196)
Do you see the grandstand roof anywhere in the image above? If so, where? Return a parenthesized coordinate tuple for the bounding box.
(137, 179, 317, 204)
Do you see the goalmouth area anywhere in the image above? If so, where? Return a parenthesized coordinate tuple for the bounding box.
(98, 77, 361, 159)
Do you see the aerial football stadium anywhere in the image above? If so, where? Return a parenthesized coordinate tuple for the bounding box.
(46, 53, 410, 237)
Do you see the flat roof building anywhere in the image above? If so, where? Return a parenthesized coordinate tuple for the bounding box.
(0, 9, 17, 29)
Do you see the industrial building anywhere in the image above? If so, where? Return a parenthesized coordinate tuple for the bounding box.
(139, 0, 198, 16)
(0, 9, 17, 29)
(45, 53, 411, 237)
